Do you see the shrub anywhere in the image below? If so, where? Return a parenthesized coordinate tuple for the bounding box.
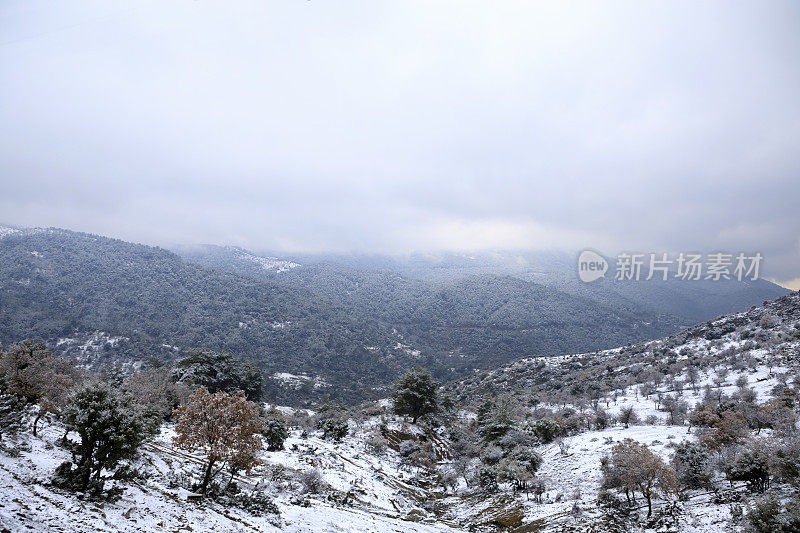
(672, 442, 712, 490)
(365, 434, 388, 456)
(263, 418, 289, 451)
(477, 399, 515, 443)
(478, 466, 498, 493)
(724, 442, 771, 493)
(772, 437, 800, 486)
(746, 495, 800, 533)
(232, 490, 280, 516)
(617, 406, 639, 428)
(299, 468, 325, 494)
(0, 394, 24, 439)
(317, 418, 349, 442)
(532, 418, 561, 444)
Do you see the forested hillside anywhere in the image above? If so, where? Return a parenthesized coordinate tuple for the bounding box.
(178, 245, 788, 367)
(243, 260, 680, 360)
(0, 228, 406, 403)
(0, 227, 787, 405)
(218, 248, 786, 325)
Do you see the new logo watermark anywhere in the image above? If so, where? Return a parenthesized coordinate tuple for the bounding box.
(577, 250, 763, 283)
(578, 250, 608, 282)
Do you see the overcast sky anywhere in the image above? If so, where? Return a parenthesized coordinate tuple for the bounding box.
(1, 1, 798, 286)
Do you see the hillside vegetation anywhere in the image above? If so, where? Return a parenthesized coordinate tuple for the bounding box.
(2, 227, 766, 404)
(1, 290, 799, 532)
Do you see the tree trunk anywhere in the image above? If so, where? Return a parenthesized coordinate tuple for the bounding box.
(646, 492, 652, 518)
(33, 411, 43, 437)
(200, 459, 216, 495)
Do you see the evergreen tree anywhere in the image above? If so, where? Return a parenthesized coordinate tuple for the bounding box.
(56, 382, 152, 497)
(173, 348, 263, 401)
(392, 368, 439, 424)
(477, 398, 515, 443)
(263, 418, 289, 451)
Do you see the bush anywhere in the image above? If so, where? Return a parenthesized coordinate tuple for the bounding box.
(509, 446, 543, 474)
(672, 442, 712, 490)
(299, 468, 326, 494)
(478, 466, 498, 493)
(232, 490, 280, 516)
(480, 445, 503, 466)
(0, 394, 24, 439)
(365, 434, 388, 456)
(773, 437, 800, 486)
(478, 399, 515, 443)
(317, 418, 349, 442)
(594, 409, 611, 430)
(263, 418, 289, 451)
(617, 406, 639, 428)
(746, 495, 800, 533)
(532, 418, 561, 444)
(725, 442, 771, 493)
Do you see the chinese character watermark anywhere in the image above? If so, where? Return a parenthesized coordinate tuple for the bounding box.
(577, 250, 763, 283)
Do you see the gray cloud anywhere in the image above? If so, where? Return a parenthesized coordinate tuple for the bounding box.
(1, 1, 799, 283)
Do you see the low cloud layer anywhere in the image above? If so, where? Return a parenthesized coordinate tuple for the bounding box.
(1, 1, 798, 284)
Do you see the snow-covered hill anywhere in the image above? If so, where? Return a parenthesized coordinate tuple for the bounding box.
(0, 418, 457, 533)
(1, 292, 798, 532)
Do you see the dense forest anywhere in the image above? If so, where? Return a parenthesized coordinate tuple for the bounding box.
(0, 228, 788, 405)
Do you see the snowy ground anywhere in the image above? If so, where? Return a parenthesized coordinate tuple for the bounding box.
(0, 420, 458, 533)
(526, 425, 732, 532)
(0, 387, 786, 532)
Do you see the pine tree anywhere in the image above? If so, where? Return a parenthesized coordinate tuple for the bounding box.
(392, 368, 439, 424)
